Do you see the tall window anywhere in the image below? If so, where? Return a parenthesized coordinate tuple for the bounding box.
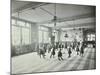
(22, 28, 30, 45)
(12, 19, 31, 46)
(12, 26, 21, 45)
(39, 26, 49, 43)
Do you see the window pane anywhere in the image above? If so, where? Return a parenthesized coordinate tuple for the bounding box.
(91, 34, 95, 41)
(87, 34, 91, 38)
(12, 19, 16, 25)
(12, 26, 21, 45)
(26, 23, 31, 28)
(39, 31, 42, 43)
(17, 21, 25, 26)
(22, 28, 30, 45)
(44, 31, 49, 43)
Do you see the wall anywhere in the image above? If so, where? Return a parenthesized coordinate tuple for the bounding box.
(31, 24, 39, 51)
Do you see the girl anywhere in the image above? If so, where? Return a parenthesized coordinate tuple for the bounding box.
(58, 49, 63, 61)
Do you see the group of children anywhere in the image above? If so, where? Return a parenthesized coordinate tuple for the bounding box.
(38, 42, 85, 61)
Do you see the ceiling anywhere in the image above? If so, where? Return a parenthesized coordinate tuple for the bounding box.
(12, 0, 96, 29)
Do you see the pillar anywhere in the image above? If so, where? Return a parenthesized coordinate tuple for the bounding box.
(31, 23, 39, 51)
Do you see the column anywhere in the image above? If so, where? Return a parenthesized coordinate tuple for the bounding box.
(31, 23, 39, 51)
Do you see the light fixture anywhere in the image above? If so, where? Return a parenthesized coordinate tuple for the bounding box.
(52, 3, 57, 35)
(64, 33, 68, 38)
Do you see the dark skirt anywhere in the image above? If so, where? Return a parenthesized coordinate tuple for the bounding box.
(58, 52, 62, 57)
(52, 51, 55, 55)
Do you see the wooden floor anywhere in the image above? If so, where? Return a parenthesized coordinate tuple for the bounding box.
(12, 47, 96, 74)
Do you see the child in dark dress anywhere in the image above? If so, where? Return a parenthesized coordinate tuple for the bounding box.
(58, 49, 63, 61)
(80, 44, 84, 57)
(39, 49, 45, 59)
(50, 47, 55, 58)
(68, 47, 72, 58)
(76, 45, 80, 55)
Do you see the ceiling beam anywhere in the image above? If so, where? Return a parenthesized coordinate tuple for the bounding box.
(12, 2, 50, 13)
(37, 12, 95, 24)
